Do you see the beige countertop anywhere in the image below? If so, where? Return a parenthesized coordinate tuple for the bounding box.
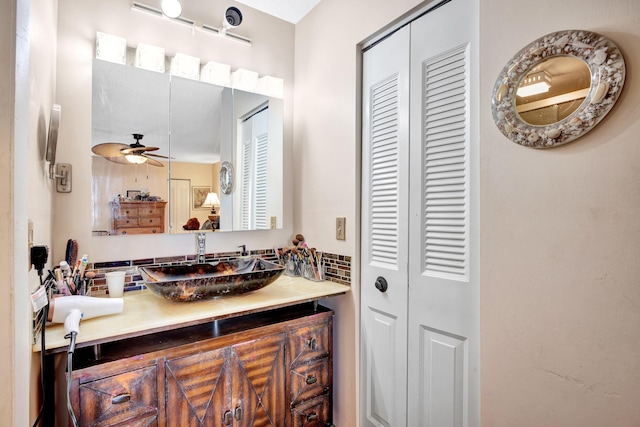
(37, 275, 350, 353)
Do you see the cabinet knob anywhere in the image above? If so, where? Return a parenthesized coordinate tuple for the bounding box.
(234, 407, 243, 421)
(305, 375, 318, 385)
(111, 393, 131, 404)
(306, 412, 318, 421)
(223, 410, 233, 426)
(307, 337, 317, 350)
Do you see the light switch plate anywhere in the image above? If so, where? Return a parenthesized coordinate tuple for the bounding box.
(336, 217, 346, 240)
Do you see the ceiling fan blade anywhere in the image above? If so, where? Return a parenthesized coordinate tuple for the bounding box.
(144, 157, 165, 167)
(92, 143, 129, 157)
(145, 153, 171, 159)
(120, 145, 160, 154)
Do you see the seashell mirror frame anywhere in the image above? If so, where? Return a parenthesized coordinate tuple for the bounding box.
(491, 29, 625, 148)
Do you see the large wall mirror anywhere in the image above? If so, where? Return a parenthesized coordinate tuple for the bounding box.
(491, 29, 625, 148)
(91, 58, 284, 235)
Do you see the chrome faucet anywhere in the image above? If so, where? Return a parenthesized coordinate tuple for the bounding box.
(196, 233, 206, 264)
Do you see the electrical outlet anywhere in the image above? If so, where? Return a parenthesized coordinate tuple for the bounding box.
(270, 216, 277, 229)
(336, 217, 346, 240)
(28, 219, 33, 271)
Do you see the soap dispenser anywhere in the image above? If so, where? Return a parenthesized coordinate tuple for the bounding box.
(238, 244, 249, 258)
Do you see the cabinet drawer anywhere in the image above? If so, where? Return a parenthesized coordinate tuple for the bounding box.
(291, 395, 331, 427)
(291, 358, 330, 407)
(114, 218, 139, 228)
(113, 207, 139, 218)
(139, 207, 163, 217)
(138, 217, 162, 226)
(288, 319, 331, 366)
(76, 365, 158, 427)
(115, 226, 163, 235)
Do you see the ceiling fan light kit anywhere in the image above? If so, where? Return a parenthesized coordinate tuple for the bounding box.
(91, 133, 168, 167)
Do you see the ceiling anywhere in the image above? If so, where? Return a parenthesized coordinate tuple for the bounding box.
(234, 0, 321, 24)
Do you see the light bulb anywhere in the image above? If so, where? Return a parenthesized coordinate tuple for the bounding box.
(161, 0, 182, 19)
(125, 154, 148, 164)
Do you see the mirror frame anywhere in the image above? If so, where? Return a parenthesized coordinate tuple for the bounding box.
(491, 29, 625, 148)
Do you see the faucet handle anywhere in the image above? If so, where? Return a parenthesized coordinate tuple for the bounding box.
(238, 245, 248, 257)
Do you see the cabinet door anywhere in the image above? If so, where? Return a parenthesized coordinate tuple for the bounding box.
(165, 333, 286, 427)
(165, 346, 232, 426)
(77, 365, 158, 427)
(231, 332, 286, 427)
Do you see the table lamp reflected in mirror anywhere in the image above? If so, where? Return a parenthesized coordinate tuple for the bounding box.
(202, 192, 221, 230)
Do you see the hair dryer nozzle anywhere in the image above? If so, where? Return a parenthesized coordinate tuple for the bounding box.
(48, 295, 124, 326)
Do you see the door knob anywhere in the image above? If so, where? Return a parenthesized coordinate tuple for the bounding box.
(375, 276, 388, 292)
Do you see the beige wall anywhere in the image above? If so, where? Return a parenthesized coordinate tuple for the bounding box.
(54, 0, 295, 263)
(27, 0, 60, 422)
(2, 0, 59, 425)
(480, 1, 640, 425)
(0, 1, 18, 423)
(8, 0, 638, 425)
(294, 1, 423, 425)
(297, 0, 640, 426)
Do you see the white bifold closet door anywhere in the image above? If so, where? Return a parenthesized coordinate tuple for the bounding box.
(361, 0, 479, 426)
(361, 24, 411, 427)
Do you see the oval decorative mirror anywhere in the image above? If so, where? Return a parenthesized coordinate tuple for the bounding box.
(220, 161, 234, 195)
(491, 29, 625, 148)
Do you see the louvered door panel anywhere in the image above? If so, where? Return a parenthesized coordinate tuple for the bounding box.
(361, 24, 410, 427)
(241, 129, 252, 230)
(254, 132, 268, 229)
(422, 47, 469, 280)
(408, 0, 479, 424)
(369, 75, 400, 267)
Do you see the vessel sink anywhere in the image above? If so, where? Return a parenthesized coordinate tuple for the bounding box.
(139, 258, 284, 302)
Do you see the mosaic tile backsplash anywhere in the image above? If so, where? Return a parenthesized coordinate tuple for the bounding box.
(86, 248, 351, 296)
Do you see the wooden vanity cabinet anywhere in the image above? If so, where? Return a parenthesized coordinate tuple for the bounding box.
(164, 332, 286, 426)
(110, 200, 167, 235)
(66, 304, 333, 427)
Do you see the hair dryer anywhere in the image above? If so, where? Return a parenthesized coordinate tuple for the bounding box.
(47, 295, 124, 335)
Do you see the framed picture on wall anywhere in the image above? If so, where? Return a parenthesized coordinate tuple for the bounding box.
(126, 190, 141, 200)
(192, 186, 211, 210)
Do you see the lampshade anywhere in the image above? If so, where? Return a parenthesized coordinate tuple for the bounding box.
(202, 192, 220, 214)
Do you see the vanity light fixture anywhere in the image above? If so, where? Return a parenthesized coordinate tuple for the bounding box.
(517, 70, 552, 97)
(161, 0, 182, 18)
(202, 192, 221, 215)
(125, 153, 148, 164)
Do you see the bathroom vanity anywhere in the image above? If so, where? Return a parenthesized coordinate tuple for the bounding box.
(40, 276, 349, 426)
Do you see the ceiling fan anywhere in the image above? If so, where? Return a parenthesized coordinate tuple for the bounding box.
(91, 133, 168, 167)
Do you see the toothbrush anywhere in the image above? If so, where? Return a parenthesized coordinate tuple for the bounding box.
(78, 254, 89, 279)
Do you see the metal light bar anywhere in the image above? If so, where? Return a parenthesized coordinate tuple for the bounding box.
(201, 24, 252, 46)
(131, 1, 251, 45)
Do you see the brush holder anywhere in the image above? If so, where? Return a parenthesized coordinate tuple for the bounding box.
(284, 258, 302, 277)
(302, 262, 325, 282)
